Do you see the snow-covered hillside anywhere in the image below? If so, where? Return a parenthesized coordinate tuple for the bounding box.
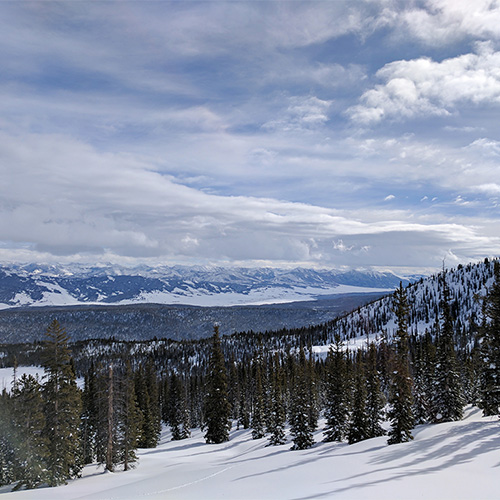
(324, 259, 497, 346)
(1, 406, 498, 500)
(0, 263, 414, 309)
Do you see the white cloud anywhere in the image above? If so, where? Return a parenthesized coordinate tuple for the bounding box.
(475, 183, 500, 194)
(384, 195, 396, 201)
(401, 0, 500, 46)
(349, 43, 500, 123)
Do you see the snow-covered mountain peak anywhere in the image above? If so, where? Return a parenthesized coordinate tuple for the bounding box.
(0, 263, 415, 309)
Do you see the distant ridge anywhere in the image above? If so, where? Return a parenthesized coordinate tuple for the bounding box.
(0, 263, 417, 309)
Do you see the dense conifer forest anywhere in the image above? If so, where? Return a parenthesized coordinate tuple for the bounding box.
(1, 258, 499, 490)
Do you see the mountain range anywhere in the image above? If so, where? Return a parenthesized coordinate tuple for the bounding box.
(0, 263, 414, 309)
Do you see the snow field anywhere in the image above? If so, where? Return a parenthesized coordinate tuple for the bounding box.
(1, 406, 499, 499)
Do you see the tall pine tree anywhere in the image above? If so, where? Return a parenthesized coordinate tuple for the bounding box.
(479, 261, 500, 416)
(204, 325, 231, 444)
(323, 335, 349, 442)
(387, 284, 414, 445)
(365, 343, 386, 438)
(432, 272, 464, 422)
(11, 374, 48, 490)
(289, 347, 315, 450)
(41, 320, 82, 486)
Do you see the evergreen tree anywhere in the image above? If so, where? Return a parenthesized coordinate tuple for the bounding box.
(81, 363, 99, 465)
(432, 273, 464, 422)
(387, 284, 414, 445)
(306, 349, 319, 435)
(135, 361, 161, 448)
(204, 325, 231, 444)
(237, 366, 251, 430)
(267, 353, 286, 446)
(289, 347, 315, 450)
(348, 352, 370, 444)
(41, 319, 82, 486)
(251, 352, 266, 439)
(365, 343, 386, 438)
(479, 261, 500, 416)
(117, 361, 142, 471)
(105, 365, 115, 472)
(0, 388, 16, 487)
(412, 333, 434, 424)
(323, 335, 349, 442)
(168, 373, 190, 441)
(11, 374, 49, 490)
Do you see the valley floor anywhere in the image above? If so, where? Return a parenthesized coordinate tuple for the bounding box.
(1, 406, 499, 500)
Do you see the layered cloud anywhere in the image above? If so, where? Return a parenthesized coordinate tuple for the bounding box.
(0, 129, 498, 270)
(0, 1, 499, 271)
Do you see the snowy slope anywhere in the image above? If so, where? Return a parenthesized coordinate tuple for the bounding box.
(1, 406, 498, 499)
(321, 259, 498, 346)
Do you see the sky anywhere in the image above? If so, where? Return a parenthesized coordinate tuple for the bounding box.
(1, 0, 500, 273)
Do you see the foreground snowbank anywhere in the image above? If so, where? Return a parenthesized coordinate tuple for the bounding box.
(1, 406, 499, 499)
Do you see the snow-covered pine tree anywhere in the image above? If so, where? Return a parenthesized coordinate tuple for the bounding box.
(323, 334, 349, 442)
(432, 272, 464, 422)
(387, 284, 414, 445)
(204, 325, 231, 444)
(479, 260, 500, 416)
(41, 319, 82, 486)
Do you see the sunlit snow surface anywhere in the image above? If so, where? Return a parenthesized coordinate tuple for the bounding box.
(1, 406, 499, 499)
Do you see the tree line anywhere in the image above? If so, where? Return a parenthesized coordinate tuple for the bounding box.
(1, 260, 499, 490)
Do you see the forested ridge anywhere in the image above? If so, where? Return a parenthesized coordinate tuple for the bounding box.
(1, 258, 499, 491)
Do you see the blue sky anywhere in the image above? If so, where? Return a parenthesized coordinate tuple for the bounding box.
(1, 1, 500, 273)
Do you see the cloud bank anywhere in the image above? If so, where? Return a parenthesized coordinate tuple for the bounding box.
(0, 1, 499, 272)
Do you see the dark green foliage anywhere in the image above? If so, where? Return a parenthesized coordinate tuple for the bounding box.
(348, 352, 370, 444)
(81, 363, 99, 465)
(117, 362, 142, 471)
(479, 261, 500, 416)
(11, 374, 49, 490)
(167, 373, 190, 441)
(267, 353, 286, 446)
(41, 320, 82, 486)
(251, 352, 266, 440)
(289, 347, 315, 450)
(365, 343, 386, 438)
(432, 274, 464, 422)
(237, 365, 251, 430)
(323, 335, 349, 442)
(387, 284, 414, 445)
(204, 326, 231, 444)
(135, 362, 161, 448)
(412, 332, 435, 424)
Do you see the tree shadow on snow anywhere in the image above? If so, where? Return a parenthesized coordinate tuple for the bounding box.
(289, 420, 500, 500)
